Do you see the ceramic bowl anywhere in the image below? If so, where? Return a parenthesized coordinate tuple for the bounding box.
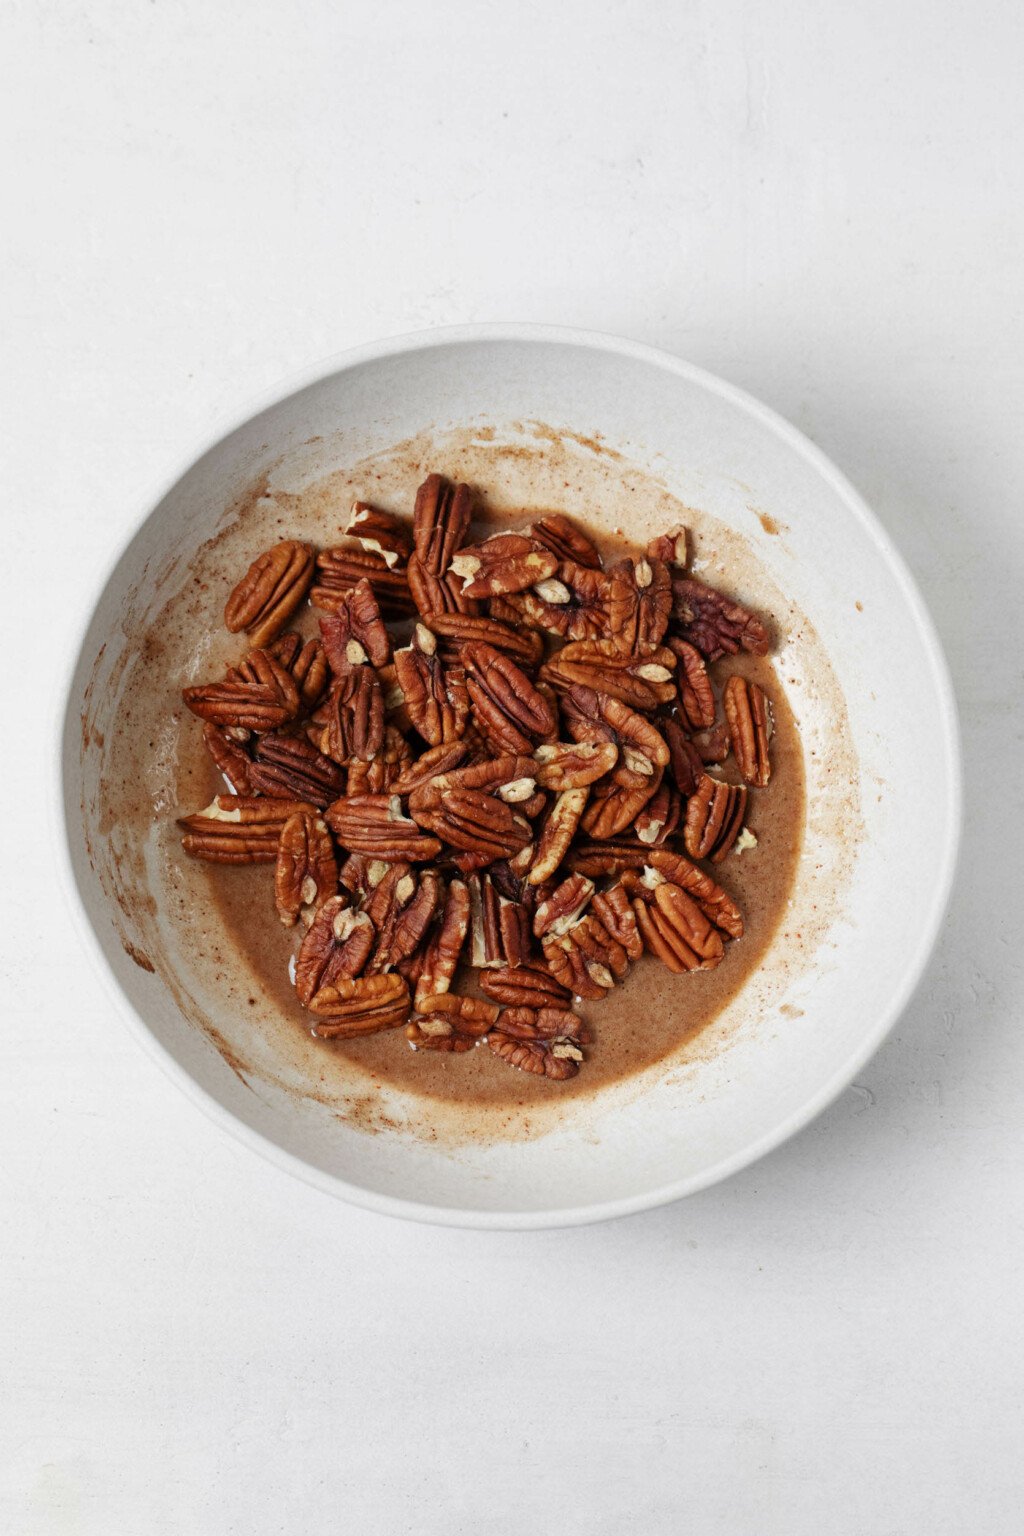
(58, 325, 961, 1227)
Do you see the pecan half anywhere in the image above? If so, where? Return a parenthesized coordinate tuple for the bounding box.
(202, 723, 254, 794)
(413, 473, 473, 574)
(542, 910, 628, 999)
(541, 639, 676, 711)
(666, 638, 716, 731)
(489, 1007, 590, 1079)
(561, 687, 669, 787)
(224, 540, 314, 648)
(393, 624, 469, 745)
(527, 788, 588, 885)
(366, 866, 442, 974)
(590, 883, 644, 961)
(390, 739, 470, 798)
(250, 731, 346, 807)
(274, 812, 338, 926)
(579, 777, 661, 840)
(462, 643, 556, 754)
(319, 579, 392, 670)
(531, 513, 603, 569)
(321, 661, 385, 766)
(307, 974, 411, 1038)
(645, 847, 744, 939)
(179, 795, 315, 863)
(494, 560, 611, 641)
(479, 964, 573, 1010)
(345, 502, 412, 568)
(634, 780, 681, 846)
(646, 525, 687, 567)
(265, 632, 330, 710)
(183, 649, 300, 732)
(622, 867, 725, 972)
(325, 793, 442, 861)
(406, 992, 499, 1052)
(608, 557, 672, 652)
(566, 839, 651, 877)
(345, 725, 414, 795)
(406, 553, 480, 618)
(532, 740, 619, 791)
(414, 789, 533, 861)
(423, 612, 545, 671)
(691, 720, 732, 764)
(413, 878, 470, 1008)
(663, 718, 704, 797)
(723, 675, 772, 786)
(312, 548, 414, 619)
(684, 774, 748, 862)
(449, 533, 557, 599)
(670, 575, 770, 661)
(408, 754, 538, 814)
(533, 873, 595, 938)
(294, 897, 374, 1005)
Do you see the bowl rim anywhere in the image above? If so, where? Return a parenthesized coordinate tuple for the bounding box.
(53, 321, 963, 1229)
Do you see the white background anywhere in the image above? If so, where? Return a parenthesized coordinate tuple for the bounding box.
(2, 2, 1021, 1531)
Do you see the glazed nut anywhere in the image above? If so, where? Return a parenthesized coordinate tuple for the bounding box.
(202, 723, 254, 795)
(560, 686, 669, 788)
(723, 675, 772, 786)
(527, 787, 589, 885)
(224, 540, 315, 648)
(488, 1007, 590, 1080)
(321, 663, 385, 766)
(479, 964, 574, 1010)
(422, 611, 545, 670)
(533, 740, 619, 790)
(307, 973, 411, 1038)
(365, 866, 442, 974)
(448, 533, 558, 599)
(393, 624, 469, 746)
(319, 579, 392, 670)
(179, 794, 316, 863)
(274, 812, 338, 927)
(263, 631, 330, 710)
(462, 642, 556, 754)
(530, 513, 603, 570)
(645, 847, 744, 940)
(493, 560, 611, 641)
(415, 992, 500, 1035)
(345, 502, 412, 568)
(412, 788, 533, 861)
(325, 793, 443, 861)
(684, 774, 748, 862)
(312, 547, 414, 619)
(294, 897, 374, 1004)
(607, 556, 672, 652)
(250, 731, 346, 807)
(580, 776, 662, 840)
(669, 574, 770, 662)
(413, 473, 474, 574)
(413, 878, 470, 1008)
(633, 779, 681, 847)
(346, 724, 414, 795)
(663, 717, 704, 797)
(627, 876, 725, 974)
(645, 525, 688, 567)
(183, 648, 300, 732)
(406, 553, 480, 619)
(666, 638, 716, 731)
(540, 639, 677, 711)
(533, 873, 595, 938)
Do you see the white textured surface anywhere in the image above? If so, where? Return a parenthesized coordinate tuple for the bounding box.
(2, 2, 1019, 1531)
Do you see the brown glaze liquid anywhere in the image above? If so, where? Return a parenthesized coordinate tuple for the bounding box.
(195, 520, 805, 1111)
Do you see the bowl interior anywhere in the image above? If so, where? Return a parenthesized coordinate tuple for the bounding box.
(61, 332, 959, 1225)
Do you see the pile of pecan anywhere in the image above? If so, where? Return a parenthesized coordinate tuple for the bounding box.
(178, 473, 774, 1081)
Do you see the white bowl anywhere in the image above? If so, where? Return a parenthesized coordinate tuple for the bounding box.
(58, 325, 961, 1227)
